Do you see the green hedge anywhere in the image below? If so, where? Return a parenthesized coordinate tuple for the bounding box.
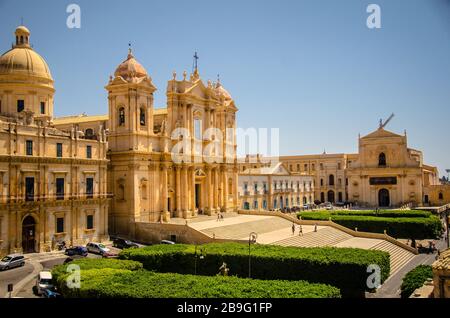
(52, 258, 143, 283)
(319, 210, 432, 218)
(56, 268, 341, 298)
(119, 243, 390, 297)
(400, 265, 433, 298)
(298, 211, 442, 240)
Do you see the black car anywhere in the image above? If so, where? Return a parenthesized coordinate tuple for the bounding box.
(63, 255, 85, 264)
(112, 238, 139, 249)
(64, 246, 88, 256)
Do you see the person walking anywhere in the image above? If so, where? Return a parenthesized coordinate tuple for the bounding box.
(314, 223, 318, 232)
(298, 225, 303, 236)
(292, 223, 295, 235)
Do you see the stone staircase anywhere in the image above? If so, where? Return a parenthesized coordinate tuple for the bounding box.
(370, 241, 416, 275)
(273, 227, 353, 248)
(200, 216, 291, 240)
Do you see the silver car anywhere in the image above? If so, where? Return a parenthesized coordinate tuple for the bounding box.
(86, 242, 110, 256)
(0, 254, 25, 271)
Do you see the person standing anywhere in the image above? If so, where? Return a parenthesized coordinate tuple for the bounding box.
(292, 223, 295, 235)
(299, 225, 303, 236)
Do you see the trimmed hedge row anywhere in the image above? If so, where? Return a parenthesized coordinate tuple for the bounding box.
(320, 210, 431, 218)
(400, 265, 433, 298)
(52, 258, 143, 282)
(298, 211, 442, 240)
(55, 268, 341, 298)
(119, 243, 390, 297)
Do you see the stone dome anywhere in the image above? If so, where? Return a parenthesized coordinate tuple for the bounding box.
(0, 26, 53, 81)
(114, 49, 148, 81)
(215, 81, 232, 100)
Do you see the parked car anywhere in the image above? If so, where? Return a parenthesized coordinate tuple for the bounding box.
(86, 242, 111, 256)
(41, 288, 62, 298)
(113, 238, 139, 249)
(65, 246, 88, 257)
(36, 271, 54, 296)
(0, 254, 25, 271)
(160, 240, 175, 245)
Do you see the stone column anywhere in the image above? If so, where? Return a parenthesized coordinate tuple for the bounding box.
(181, 165, 188, 218)
(175, 165, 182, 217)
(214, 168, 219, 211)
(206, 166, 212, 215)
(222, 168, 228, 212)
(161, 164, 169, 221)
(190, 167, 196, 215)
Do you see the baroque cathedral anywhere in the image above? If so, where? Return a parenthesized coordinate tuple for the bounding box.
(0, 25, 239, 256)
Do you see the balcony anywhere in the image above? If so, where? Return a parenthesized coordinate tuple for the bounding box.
(0, 193, 113, 204)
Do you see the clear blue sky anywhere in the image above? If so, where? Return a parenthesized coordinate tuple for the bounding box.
(1, 0, 450, 176)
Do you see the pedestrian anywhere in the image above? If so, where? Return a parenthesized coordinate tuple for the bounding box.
(298, 225, 303, 236)
(314, 223, 318, 232)
(217, 213, 220, 222)
(292, 223, 295, 235)
(221, 212, 224, 221)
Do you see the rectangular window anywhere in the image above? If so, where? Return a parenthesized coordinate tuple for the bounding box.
(86, 215, 94, 230)
(194, 119, 202, 140)
(17, 100, 24, 112)
(25, 177, 34, 201)
(338, 163, 341, 170)
(56, 178, 65, 200)
(26, 140, 33, 156)
(86, 177, 94, 198)
(86, 145, 92, 159)
(56, 143, 63, 158)
(40, 102, 45, 114)
(56, 217, 64, 233)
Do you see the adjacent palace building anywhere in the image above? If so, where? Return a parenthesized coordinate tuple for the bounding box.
(239, 126, 446, 209)
(0, 25, 449, 256)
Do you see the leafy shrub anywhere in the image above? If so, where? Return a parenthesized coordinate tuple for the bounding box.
(400, 265, 433, 298)
(58, 269, 341, 298)
(119, 243, 390, 297)
(298, 211, 442, 240)
(52, 258, 143, 282)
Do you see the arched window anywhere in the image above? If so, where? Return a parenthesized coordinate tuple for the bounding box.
(379, 152, 386, 167)
(118, 107, 125, 126)
(20, 36, 23, 44)
(329, 175, 335, 186)
(439, 192, 444, 200)
(320, 179, 324, 186)
(140, 108, 146, 126)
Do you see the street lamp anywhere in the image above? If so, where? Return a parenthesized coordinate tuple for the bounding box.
(194, 245, 205, 275)
(248, 232, 258, 278)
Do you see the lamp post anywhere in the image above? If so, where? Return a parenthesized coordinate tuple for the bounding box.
(194, 245, 204, 275)
(248, 232, 258, 278)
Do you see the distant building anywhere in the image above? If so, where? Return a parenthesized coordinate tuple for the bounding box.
(238, 162, 314, 210)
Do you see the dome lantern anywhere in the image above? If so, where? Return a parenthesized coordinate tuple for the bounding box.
(14, 25, 31, 47)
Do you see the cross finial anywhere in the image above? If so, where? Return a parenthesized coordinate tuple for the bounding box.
(193, 51, 199, 72)
(217, 74, 220, 83)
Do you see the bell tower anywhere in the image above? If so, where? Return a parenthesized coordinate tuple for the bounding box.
(106, 48, 157, 152)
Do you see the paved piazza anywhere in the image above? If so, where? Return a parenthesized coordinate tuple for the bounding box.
(186, 214, 416, 275)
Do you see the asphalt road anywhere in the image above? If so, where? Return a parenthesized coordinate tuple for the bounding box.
(0, 263, 34, 298)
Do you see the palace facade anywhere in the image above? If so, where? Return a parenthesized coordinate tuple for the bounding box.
(238, 162, 314, 210)
(0, 26, 109, 256)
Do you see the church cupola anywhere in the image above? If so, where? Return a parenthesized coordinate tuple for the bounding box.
(14, 26, 31, 47)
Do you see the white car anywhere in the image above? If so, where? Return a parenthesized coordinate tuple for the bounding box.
(86, 242, 110, 256)
(36, 271, 53, 295)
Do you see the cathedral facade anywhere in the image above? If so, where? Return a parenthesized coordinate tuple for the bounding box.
(53, 50, 240, 238)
